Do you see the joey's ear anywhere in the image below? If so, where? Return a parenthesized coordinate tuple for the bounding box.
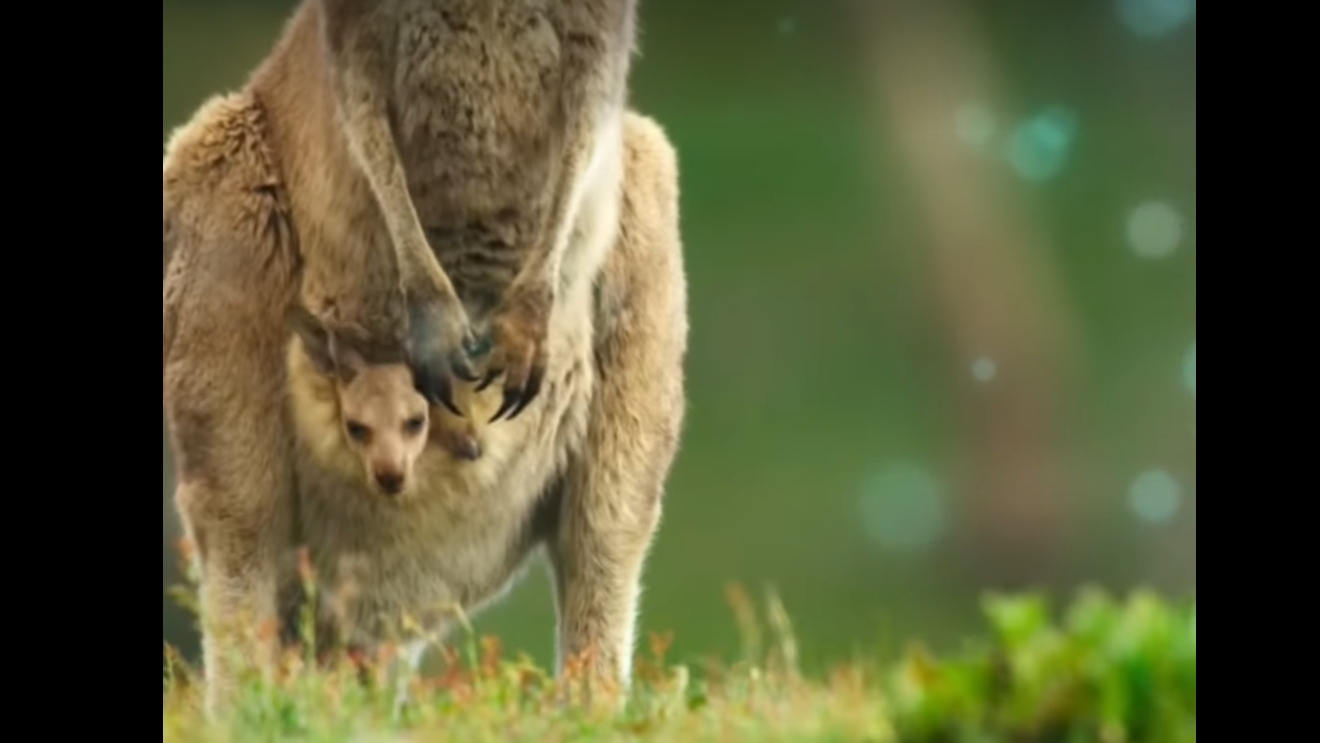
(328, 334, 368, 382)
(286, 304, 337, 377)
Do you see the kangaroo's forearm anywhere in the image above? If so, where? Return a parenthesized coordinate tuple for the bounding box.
(332, 66, 456, 299)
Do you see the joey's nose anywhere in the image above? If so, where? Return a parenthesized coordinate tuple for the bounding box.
(375, 471, 404, 495)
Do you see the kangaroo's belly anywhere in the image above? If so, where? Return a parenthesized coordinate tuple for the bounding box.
(291, 415, 560, 646)
(299, 498, 544, 647)
(285, 294, 597, 649)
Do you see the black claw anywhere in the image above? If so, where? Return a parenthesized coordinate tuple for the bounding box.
(423, 372, 464, 417)
(506, 366, 544, 420)
(489, 388, 520, 423)
(506, 395, 532, 421)
(476, 368, 502, 392)
(437, 393, 463, 418)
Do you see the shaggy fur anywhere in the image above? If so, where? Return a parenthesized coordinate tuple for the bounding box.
(163, 0, 686, 717)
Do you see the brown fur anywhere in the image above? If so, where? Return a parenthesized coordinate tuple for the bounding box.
(260, 0, 639, 419)
(163, 0, 684, 717)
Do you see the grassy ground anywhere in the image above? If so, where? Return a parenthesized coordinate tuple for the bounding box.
(163, 565, 1195, 743)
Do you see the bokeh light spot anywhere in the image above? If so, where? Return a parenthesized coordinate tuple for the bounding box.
(858, 463, 946, 553)
(777, 17, 796, 36)
(955, 103, 996, 150)
(1129, 469, 1181, 525)
(971, 357, 997, 383)
(1118, 0, 1195, 39)
(1182, 341, 1195, 398)
(1126, 200, 1182, 259)
(1007, 106, 1077, 182)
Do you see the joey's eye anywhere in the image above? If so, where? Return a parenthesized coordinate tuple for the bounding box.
(346, 421, 370, 443)
(404, 415, 426, 436)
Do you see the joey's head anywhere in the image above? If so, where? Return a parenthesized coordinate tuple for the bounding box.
(288, 305, 430, 497)
(335, 365, 430, 496)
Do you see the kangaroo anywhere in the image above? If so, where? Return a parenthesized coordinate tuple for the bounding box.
(162, 0, 686, 717)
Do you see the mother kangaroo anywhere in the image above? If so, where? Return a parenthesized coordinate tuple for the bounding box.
(162, 0, 686, 716)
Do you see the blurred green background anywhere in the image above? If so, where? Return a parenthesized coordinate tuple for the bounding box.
(162, 0, 1195, 674)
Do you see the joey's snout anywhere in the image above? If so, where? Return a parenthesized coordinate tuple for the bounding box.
(373, 469, 405, 496)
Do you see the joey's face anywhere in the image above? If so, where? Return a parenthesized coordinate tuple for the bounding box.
(337, 364, 430, 497)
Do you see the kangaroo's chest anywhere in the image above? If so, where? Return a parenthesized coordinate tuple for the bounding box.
(362, 1, 626, 319)
(388, 2, 566, 219)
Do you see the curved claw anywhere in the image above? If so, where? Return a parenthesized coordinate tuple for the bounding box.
(434, 391, 463, 418)
(422, 366, 469, 419)
(489, 388, 520, 423)
(505, 364, 545, 421)
(477, 299, 548, 423)
(406, 294, 478, 406)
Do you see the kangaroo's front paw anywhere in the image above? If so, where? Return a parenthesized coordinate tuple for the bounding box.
(477, 285, 551, 422)
(407, 290, 478, 417)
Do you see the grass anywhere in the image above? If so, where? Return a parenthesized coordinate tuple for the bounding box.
(163, 550, 1195, 743)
